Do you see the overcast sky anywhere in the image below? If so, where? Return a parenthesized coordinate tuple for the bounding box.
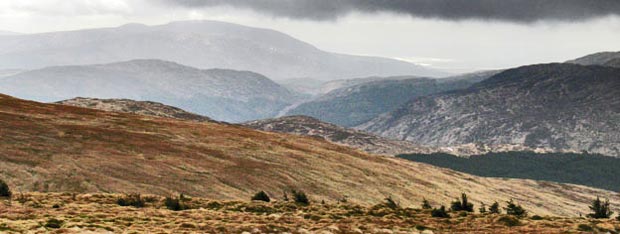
(1, 0, 619, 73)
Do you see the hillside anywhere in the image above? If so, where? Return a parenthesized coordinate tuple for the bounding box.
(0, 94, 618, 216)
(0, 20, 445, 80)
(2, 193, 618, 233)
(244, 116, 563, 156)
(243, 115, 431, 156)
(399, 152, 620, 192)
(286, 73, 491, 127)
(0, 59, 298, 122)
(567, 51, 620, 66)
(57, 98, 214, 123)
(360, 63, 620, 156)
(605, 58, 620, 68)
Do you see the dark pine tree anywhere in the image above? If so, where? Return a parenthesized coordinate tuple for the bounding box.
(489, 201, 501, 214)
(588, 197, 613, 219)
(451, 193, 474, 212)
(422, 198, 432, 209)
(505, 199, 527, 217)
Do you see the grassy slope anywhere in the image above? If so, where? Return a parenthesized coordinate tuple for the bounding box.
(2, 193, 619, 233)
(0, 94, 618, 217)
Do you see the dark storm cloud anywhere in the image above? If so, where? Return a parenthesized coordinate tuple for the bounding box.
(159, 0, 620, 22)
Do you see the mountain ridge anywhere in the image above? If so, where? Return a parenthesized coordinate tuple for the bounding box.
(0, 20, 446, 80)
(0, 59, 298, 122)
(286, 72, 495, 127)
(359, 63, 620, 156)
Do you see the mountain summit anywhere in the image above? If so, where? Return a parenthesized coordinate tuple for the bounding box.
(0, 20, 445, 80)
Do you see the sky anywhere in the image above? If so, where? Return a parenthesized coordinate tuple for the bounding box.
(1, 0, 619, 73)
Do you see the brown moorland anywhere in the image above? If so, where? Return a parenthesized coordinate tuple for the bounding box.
(1, 193, 619, 234)
(0, 94, 618, 217)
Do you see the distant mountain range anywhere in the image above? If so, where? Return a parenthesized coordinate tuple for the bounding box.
(286, 71, 498, 127)
(0, 21, 446, 80)
(0, 69, 23, 78)
(0, 30, 20, 36)
(360, 63, 620, 156)
(0, 59, 298, 122)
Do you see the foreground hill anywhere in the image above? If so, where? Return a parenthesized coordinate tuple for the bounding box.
(2, 193, 617, 233)
(360, 64, 620, 156)
(55, 99, 553, 156)
(57, 98, 214, 123)
(0, 20, 444, 80)
(0, 94, 618, 217)
(0, 59, 297, 122)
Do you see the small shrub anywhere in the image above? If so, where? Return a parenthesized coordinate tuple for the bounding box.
(205, 201, 222, 210)
(577, 224, 594, 232)
(505, 199, 527, 218)
(479, 202, 487, 214)
(384, 196, 399, 209)
(0, 179, 11, 198)
(489, 201, 501, 214)
(116, 193, 145, 208)
(165, 195, 188, 211)
(431, 206, 450, 218)
(52, 204, 61, 209)
(251, 191, 270, 202)
(588, 197, 613, 219)
(15, 193, 28, 203)
(421, 198, 432, 209)
(531, 215, 544, 220)
(450, 193, 474, 212)
(282, 191, 289, 201)
(292, 190, 309, 205)
(143, 195, 159, 203)
(44, 218, 64, 229)
(498, 216, 520, 227)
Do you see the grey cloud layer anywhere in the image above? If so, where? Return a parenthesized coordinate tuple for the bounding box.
(160, 0, 620, 22)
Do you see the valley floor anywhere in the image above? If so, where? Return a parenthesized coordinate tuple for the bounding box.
(1, 193, 617, 234)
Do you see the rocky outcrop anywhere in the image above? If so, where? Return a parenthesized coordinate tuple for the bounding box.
(57, 98, 214, 122)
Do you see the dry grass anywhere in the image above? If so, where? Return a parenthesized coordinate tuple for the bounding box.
(1, 193, 619, 234)
(0, 94, 618, 219)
